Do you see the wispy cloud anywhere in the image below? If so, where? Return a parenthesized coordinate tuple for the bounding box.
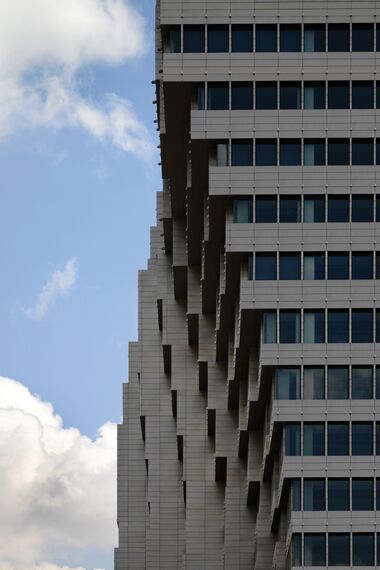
(22, 258, 78, 320)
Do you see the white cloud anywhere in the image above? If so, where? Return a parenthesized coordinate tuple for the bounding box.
(22, 258, 78, 320)
(0, 376, 116, 570)
(0, 0, 154, 160)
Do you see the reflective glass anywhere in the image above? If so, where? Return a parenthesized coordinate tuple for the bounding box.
(256, 196, 277, 222)
(207, 83, 229, 110)
(280, 24, 301, 52)
(352, 23, 374, 51)
(328, 534, 350, 566)
(292, 534, 302, 566)
(328, 24, 350, 52)
(255, 253, 276, 280)
(255, 82, 277, 109)
(183, 25, 205, 53)
(280, 82, 301, 109)
(216, 142, 228, 166)
(328, 422, 349, 455)
(352, 253, 373, 280)
(280, 196, 301, 222)
(328, 195, 349, 222)
(352, 195, 374, 222)
(285, 423, 301, 456)
(328, 81, 349, 109)
(304, 310, 325, 343)
(304, 139, 325, 166)
(352, 422, 373, 455)
(328, 367, 349, 399)
(328, 479, 349, 510)
(352, 139, 374, 166)
(304, 24, 325, 52)
(304, 196, 325, 223)
(167, 26, 181, 52)
(304, 423, 325, 456)
(352, 309, 373, 343)
(352, 479, 373, 510)
(328, 139, 349, 165)
(279, 311, 301, 343)
(304, 367, 325, 400)
(207, 25, 229, 53)
(304, 81, 326, 109)
(231, 140, 253, 166)
(256, 24, 277, 52)
(255, 140, 277, 166)
(231, 82, 253, 110)
(352, 81, 374, 109)
(353, 534, 374, 566)
(231, 24, 253, 53)
(304, 534, 326, 566)
(304, 253, 325, 280)
(233, 199, 253, 223)
(328, 310, 349, 343)
(279, 253, 301, 280)
(304, 479, 325, 510)
(352, 367, 373, 399)
(275, 368, 300, 400)
(263, 311, 277, 343)
(280, 140, 301, 166)
(328, 253, 349, 280)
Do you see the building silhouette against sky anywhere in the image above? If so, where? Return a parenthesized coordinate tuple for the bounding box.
(115, 1, 380, 568)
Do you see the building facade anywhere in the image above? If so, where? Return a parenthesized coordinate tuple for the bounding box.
(115, 2, 380, 568)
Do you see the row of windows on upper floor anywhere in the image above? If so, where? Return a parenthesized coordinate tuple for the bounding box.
(291, 532, 379, 568)
(262, 309, 380, 344)
(232, 195, 380, 224)
(197, 81, 380, 111)
(275, 366, 380, 401)
(247, 251, 380, 281)
(213, 138, 380, 167)
(164, 23, 380, 54)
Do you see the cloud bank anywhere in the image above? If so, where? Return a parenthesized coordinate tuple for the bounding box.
(0, 0, 154, 159)
(0, 376, 116, 570)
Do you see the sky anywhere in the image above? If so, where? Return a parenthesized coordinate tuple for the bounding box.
(0, 1, 159, 569)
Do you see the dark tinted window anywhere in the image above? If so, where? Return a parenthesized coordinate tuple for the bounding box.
(304, 253, 325, 280)
(304, 196, 325, 223)
(304, 423, 325, 456)
(352, 309, 373, 343)
(231, 140, 253, 166)
(292, 534, 302, 566)
(377, 24, 380, 52)
(328, 253, 349, 280)
(352, 81, 374, 109)
(280, 196, 301, 222)
(352, 253, 373, 279)
(207, 25, 229, 53)
(328, 310, 349, 343)
(352, 367, 373, 399)
(377, 195, 380, 221)
(352, 423, 373, 455)
(280, 24, 301, 52)
(328, 366, 348, 399)
(304, 82, 326, 109)
(207, 83, 229, 110)
(328, 422, 349, 455)
(353, 534, 374, 566)
(231, 24, 253, 52)
(256, 24, 277, 52)
(255, 253, 276, 280)
(285, 423, 301, 455)
(183, 25, 205, 53)
(304, 479, 325, 510)
(231, 82, 253, 110)
(328, 140, 349, 165)
(256, 140, 277, 166)
(352, 479, 373, 510)
(304, 534, 326, 566)
(304, 367, 325, 399)
(377, 422, 380, 454)
(328, 24, 350, 51)
(377, 309, 380, 343)
(352, 23, 374, 52)
(304, 310, 325, 343)
(377, 253, 380, 279)
(328, 479, 349, 510)
(377, 82, 380, 108)
(256, 82, 277, 109)
(328, 82, 349, 109)
(279, 253, 301, 280)
(197, 85, 205, 110)
(352, 195, 374, 222)
(304, 139, 325, 166)
(167, 26, 181, 53)
(279, 310, 301, 343)
(233, 198, 253, 223)
(280, 140, 301, 166)
(328, 195, 349, 222)
(304, 24, 325, 52)
(377, 479, 380, 509)
(247, 254, 253, 280)
(280, 82, 301, 109)
(328, 534, 350, 566)
(256, 196, 277, 222)
(352, 139, 374, 166)
(377, 140, 380, 165)
(275, 368, 300, 400)
(292, 479, 301, 510)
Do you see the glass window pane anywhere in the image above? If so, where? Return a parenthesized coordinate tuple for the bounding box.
(352, 81, 374, 109)
(304, 254, 325, 280)
(352, 366, 373, 399)
(376, 367, 380, 399)
(352, 309, 373, 343)
(328, 81, 349, 109)
(256, 140, 277, 166)
(207, 83, 229, 110)
(263, 311, 277, 343)
(292, 480, 301, 511)
(231, 140, 253, 166)
(280, 82, 301, 109)
(377, 253, 380, 279)
(352, 195, 374, 222)
(377, 422, 380, 455)
(328, 24, 350, 52)
(352, 479, 373, 510)
(328, 422, 349, 455)
(232, 24, 253, 53)
(231, 82, 253, 110)
(328, 195, 349, 222)
(216, 142, 228, 166)
(304, 310, 325, 343)
(255, 253, 276, 280)
(353, 534, 374, 566)
(328, 253, 349, 279)
(207, 25, 229, 53)
(304, 24, 326, 52)
(279, 253, 301, 280)
(352, 23, 374, 52)
(233, 199, 253, 223)
(328, 479, 349, 510)
(352, 253, 373, 280)
(377, 24, 380, 52)
(280, 24, 301, 52)
(328, 366, 349, 399)
(275, 368, 300, 400)
(376, 480, 380, 510)
(352, 139, 374, 166)
(328, 534, 350, 566)
(304, 139, 326, 166)
(280, 140, 301, 166)
(285, 423, 301, 456)
(304, 367, 325, 400)
(304, 479, 325, 510)
(377, 140, 380, 165)
(184, 25, 205, 53)
(304, 82, 326, 109)
(280, 196, 301, 222)
(280, 311, 301, 343)
(256, 82, 277, 109)
(328, 310, 349, 343)
(167, 26, 181, 53)
(352, 422, 373, 455)
(377, 309, 380, 343)
(328, 139, 350, 165)
(304, 534, 326, 566)
(256, 24, 277, 52)
(304, 423, 325, 456)
(292, 534, 302, 566)
(197, 85, 205, 110)
(247, 254, 253, 280)
(304, 196, 325, 223)
(256, 196, 277, 222)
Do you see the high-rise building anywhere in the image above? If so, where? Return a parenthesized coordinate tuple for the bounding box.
(115, 2, 380, 568)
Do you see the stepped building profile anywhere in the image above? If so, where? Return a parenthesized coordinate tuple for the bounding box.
(115, 1, 380, 568)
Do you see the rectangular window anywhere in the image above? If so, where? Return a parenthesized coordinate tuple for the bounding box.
(280, 82, 301, 109)
(328, 310, 349, 343)
(304, 81, 326, 110)
(377, 253, 380, 280)
(231, 140, 253, 166)
(293, 479, 301, 510)
(280, 24, 301, 52)
(166, 26, 181, 53)
(328, 366, 348, 399)
(304, 534, 326, 566)
(328, 195, 349, 222)
(328, 24, 350, 52)
(183, 25, 205, 53)
(377, 422, 380, 455)
(231, 82, 253, 110)
(353, 534, 374, 566)
(275, 368, 300, 400)
(304, 423, 325, 456)
(247, 254, 253, 280)
(352, 23, 374, 52)
(304, 310, 325, 343)
(255, 82, 277, 110)
(255, 140, 277, 166)
(255, 253, 276, 280)
(256, 196, 277, 223)
(352, 195, 374, 222)
(352, 478, 373, 510)
(279, 196, 301, 222)
(304, 196, 325, 223)
(352, 422, 373, 455)
(328, 422, 349, 455)
(378, 534, 380, 567)
(263, 311, 277, 343)
(304, 479, 325, 510)
(279, 253, 301, 280)
(280, 140, 301, 166)
(352, 139, 374, 166)
(328, 139, 349, 165)
(377, 24, 380, 51)
(328, 534, 350, 566)
(304, 367, 325, 400)
(377, 309, 380, 343)
(255, 24, 277, 52)
(216, 142, 228, 166)
(304, 24, 326, 52)
(352, 81, 374, 109)
(352, 253, 373, 279)
(328, 81, 349, 109)
(197, 85, 205, 110)
(352, 309, 373, 343)
(304, 139, 325, 166)
(279, 310, 300, 343)
(328, 478, 349, 510)
(233, 198, 253, 223)
(377, 368, 380, 399)
(231, 24, 253, 53)
(207, 25, 229, 53)
(377, 140, 380, 165)
(304, 253, 325, 280)
(292, 534, 302, 567)
(328, 253, 349, 280)
(352, 366, 373, 399)
(285, 423, 301, 456)
(207, 83, 229, 110)
(377, 479, 380, 510)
